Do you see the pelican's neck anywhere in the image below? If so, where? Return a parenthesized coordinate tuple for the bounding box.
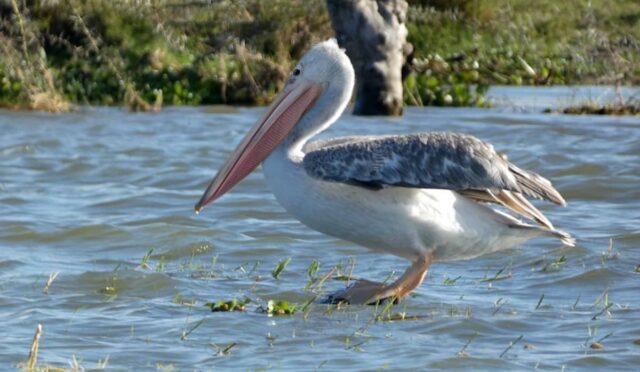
(282, 119, 332, 160)
(280, 83, 352, 159)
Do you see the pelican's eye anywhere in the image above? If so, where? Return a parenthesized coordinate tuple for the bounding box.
(292, 68, 301, 76)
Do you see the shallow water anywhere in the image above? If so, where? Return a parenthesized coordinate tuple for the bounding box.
(1, 86, 639, 370)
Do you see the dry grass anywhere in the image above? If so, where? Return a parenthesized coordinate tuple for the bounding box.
(2, 0, 69, 112)
(17, 323, 109, 371)
(69, 5, 159, 112)
(42, 272, 59, 295)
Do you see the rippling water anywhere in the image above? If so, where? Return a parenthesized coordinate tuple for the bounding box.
(1, 87, 639, 370)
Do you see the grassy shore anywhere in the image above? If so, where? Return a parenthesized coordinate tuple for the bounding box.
(0, 0, 638, 111)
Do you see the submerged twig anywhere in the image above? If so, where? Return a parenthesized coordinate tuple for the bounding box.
(457, 332, 478, 357)
(499, 334, 523, 358)
(480, 266, 512, 282)
(181, 319, 205, 340)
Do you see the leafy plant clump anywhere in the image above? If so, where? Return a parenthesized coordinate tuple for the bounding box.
(405, 54, 489, 107)
(207, 298, 250, 312)
(206, 298, 297, 316)
(264, 300, 297, 316)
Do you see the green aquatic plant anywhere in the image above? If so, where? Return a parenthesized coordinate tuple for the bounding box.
(443, 275, 461, 285)
(138, 248, 154, 270)
(271, 257, 291, 280)
(306, 259, 320, 287)
(541, 255, 567, 272)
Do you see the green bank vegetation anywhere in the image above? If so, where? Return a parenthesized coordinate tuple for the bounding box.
(407, 0, 640, 110)
(0, 0, 638, 112)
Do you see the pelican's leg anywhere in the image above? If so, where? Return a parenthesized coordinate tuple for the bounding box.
(326, 252, 434, 305)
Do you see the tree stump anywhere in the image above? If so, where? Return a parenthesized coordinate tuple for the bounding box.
(326, 0, 412, 116)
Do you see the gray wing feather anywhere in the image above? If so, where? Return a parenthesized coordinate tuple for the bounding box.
(303, 132, 565, 205)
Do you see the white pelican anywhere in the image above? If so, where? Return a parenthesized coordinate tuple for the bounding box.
(195, 40, 573, 304)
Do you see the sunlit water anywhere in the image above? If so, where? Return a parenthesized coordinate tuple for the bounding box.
(1, 87, 639, 370)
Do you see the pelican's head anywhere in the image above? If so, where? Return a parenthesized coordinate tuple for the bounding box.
(195, 39, 354, 212)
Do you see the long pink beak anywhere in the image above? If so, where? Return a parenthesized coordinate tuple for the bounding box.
(195, 81, 323, 213)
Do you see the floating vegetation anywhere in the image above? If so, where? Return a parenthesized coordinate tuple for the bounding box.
(206, 297, 298, 316)
(263, 300, 297, 316)
(548, 101, 640, 116)
(207, 298, 250, 312)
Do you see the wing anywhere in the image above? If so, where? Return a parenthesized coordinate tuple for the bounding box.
(303, 132, 566, 226)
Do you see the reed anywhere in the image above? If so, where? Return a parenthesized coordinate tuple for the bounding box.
(43, 272, 59, 295)
(26, 324, 41, 370)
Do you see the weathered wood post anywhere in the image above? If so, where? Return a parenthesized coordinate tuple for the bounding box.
(326, 0, 412, 116)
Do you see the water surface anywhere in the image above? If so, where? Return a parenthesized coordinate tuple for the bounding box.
(1, 87, 639, 370)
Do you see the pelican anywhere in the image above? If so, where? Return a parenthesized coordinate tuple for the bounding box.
(195, 40, 573, 304)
